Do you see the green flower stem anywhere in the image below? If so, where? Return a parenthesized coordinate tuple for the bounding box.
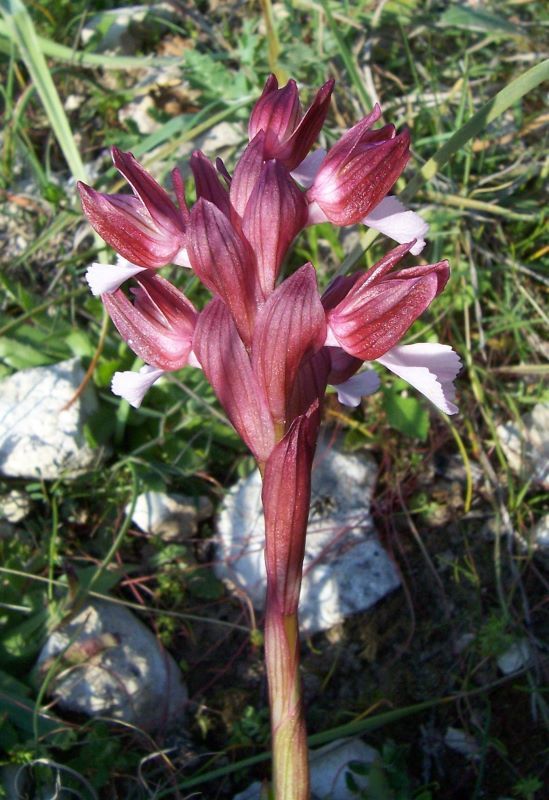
(265, 597, 309, 799)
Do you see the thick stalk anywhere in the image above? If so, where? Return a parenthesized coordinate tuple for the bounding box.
(261, 407, 319, 799)
(264, 590, 309, 799)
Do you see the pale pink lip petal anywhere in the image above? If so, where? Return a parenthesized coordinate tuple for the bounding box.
(172, 247, 191, 268)
(376, 343, 461, 414)
(187, 350, 202, 369)
(85, 258, 147, 296)
(324, 325, 340, 347)
(291, 148, 327, 189)
(363, 196, 429, 255)
(306, 199, 330, 227)
(111, 365, 165, 408)
(334, 369, 381, 407)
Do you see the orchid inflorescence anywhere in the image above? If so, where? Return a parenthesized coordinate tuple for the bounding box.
(79, 75, 460, 799)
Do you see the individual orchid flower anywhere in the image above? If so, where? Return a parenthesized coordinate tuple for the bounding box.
(249, 75, 334, 169)
(296, 151, 428, 253)
(102, 271, 197, 371)
(78, 147, 189, 268)
(325, 241, 449, 360)
(307, 105, 410, 226)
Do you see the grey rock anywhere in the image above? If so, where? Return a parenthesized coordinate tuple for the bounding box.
(234, 738, 378, 800)
(444, 727, 480, 760)
(497, 639, 532, 675)
(0, 359, 102, 479)
(81, 3, 177, 54)
(129, 490, 213, 541)
(532, 513, 549, 553)
(497, 403, 549, 489)
(216, 441, 400, 635)
(37, 600, 187, 732)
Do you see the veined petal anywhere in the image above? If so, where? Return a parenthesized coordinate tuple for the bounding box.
(102, 273, 196, 370)
(377, 343, 461, 414)
(249, 76, 301, 155)
(78, 183, 183, 268)
(262, 402, 319, 613)
(291, 148, 326, 189)
(190, 150, 231, 217)
(111, 365, 164, 408)
(111, 147, 182, 233)
(334, 370, 380, 407)
(276, 79, 334, 169)
(364, 196, 429, 255)
(252, 264, 327, 425)
(230, 131, 266, 218)
(308, 109, 411, 226)
(188, 199, 259, 344)
(192, 298, 275, 463)
(242, 160, 308, 294)
(329, 273, 440, 361)
(85, 257, 147, 296)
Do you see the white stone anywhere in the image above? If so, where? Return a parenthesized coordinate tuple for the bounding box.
(444, 727, 480, 759)
(496, 403, 549, 489)
(216, 441, 400, 635)
(0, 359, 102, 479)
(234, 738, 378, 800)
(37, 600, 187, 732)
(81, 3, 177, 53)
(0, 489, 31, 523)
(532, 514, 549, 553)
(497, 639, 532, 675)
(128, 490, 213, 541)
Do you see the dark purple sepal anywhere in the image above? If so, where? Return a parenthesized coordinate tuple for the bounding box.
(192, 298, 275, 463)
(252, 264, 327, 426)
(242, 160, 308, 295)
(190, 150, 232, 218)
(188, 199, 260, 345)
(102, 272, 197, 370)
(230, 131, 266, 218)
(262, 401, 319, 614)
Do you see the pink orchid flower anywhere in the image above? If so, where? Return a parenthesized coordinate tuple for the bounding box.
(78, 148, 190, 268)
(80, 75, 460, 800)
(249, 75, 334, 169)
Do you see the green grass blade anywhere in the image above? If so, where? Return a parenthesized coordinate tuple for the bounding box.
(1, 0, 88, 182)
(402, 58, 549, 201)
(0, 16, 182, 70)
(319, 0, 374, 112)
